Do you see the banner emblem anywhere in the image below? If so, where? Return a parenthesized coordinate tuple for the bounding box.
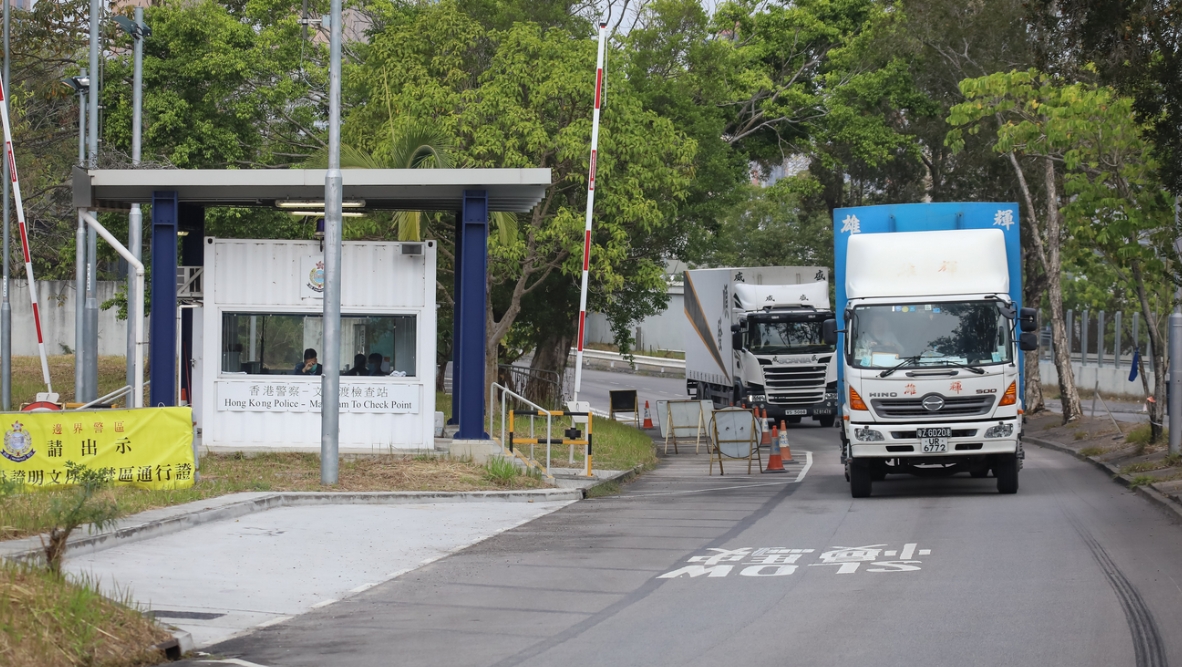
(2, 421, 34, 463)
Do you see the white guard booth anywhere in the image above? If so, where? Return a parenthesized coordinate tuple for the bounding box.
(197, 237, 437, 451)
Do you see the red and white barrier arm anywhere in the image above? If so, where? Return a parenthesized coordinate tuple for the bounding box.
(572, 21, 607, 402)
(0, 71, 53, 395)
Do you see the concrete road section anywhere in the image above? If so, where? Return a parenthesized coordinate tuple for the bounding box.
(66, 501, 573, 648)
(191, 421, 1182, 667)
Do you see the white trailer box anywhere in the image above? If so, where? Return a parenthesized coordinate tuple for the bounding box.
(198, 238, 437, 451)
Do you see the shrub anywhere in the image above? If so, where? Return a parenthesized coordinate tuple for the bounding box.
(42, 462, 120, 576)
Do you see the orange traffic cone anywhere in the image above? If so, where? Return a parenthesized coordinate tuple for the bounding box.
(779, 420, 795, 463)
(760, 408, 772, 446)
(642, 401, 654, 429)
(765, 423, 786, 473)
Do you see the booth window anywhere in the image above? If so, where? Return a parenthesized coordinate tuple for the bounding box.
(221, 313, 416, 376)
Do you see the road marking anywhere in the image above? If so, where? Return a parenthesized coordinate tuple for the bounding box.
(348, 583, 377, 594)
(309, 599, 337, 609)
(199, 660, 275, 667)
(255, 616, 292, 629)
(658, 544, 933, 579)
(794, 450, 813, 482)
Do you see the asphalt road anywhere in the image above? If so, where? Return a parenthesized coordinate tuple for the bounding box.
(194, 415, 1182, 667)
(572, 368, 688, 416)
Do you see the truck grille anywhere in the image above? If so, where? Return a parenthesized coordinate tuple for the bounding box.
(765, 364, 826, 406)
(870, 395, 995, 418)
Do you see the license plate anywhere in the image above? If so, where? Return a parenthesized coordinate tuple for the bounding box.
(782, 409, 808, 416)
(922, 438, 947, 452)
(917, 428, 952, 438)
(812, 408, 834, 415)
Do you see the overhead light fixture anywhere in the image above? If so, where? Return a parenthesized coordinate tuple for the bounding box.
(276, 199, 365, 209)
(61, 75, 90, 93)
(288, 210, 365, 217)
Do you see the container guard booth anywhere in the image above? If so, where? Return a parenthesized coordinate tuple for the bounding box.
(195, 238, 436, 450)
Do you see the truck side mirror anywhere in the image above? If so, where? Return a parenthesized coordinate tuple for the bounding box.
(731, 324, 744, 351)
(1019, 331, 1039, 351)
(822, 318, 837, 345)
(1019, 307, 1039, 332)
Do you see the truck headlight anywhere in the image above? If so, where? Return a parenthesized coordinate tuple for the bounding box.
(748, 394, 766, 403)
(824, 392, 837, 401)
(854, 427, 884, 442)
(984, 423, 1014, 438)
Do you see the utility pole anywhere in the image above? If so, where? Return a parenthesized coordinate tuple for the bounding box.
(1170, 197, 1182, 456)
(321, 0, 342, 485)
(1, 0, 11, 411)
(82, 0, 101, 403)
(117, 9, 148, 393)
(72, 71, 87, 403)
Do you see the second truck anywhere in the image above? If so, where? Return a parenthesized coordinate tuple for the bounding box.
(683, 266, 838, 427)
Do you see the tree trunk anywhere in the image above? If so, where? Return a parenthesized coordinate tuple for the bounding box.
(1020, 224, 1046, 414)
(1132, 260, 1167, 441)
(1042, 158, 1083, 422)
(528, 329, 573, 409)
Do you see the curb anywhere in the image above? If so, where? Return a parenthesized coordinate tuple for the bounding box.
(0, 488, 583, 565)
(582, 463, 649, 497)
(1026, 436, 1182, 523)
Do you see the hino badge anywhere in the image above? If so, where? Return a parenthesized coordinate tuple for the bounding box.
(683, 266, 838, 427)
(823, 203, 1040, 497)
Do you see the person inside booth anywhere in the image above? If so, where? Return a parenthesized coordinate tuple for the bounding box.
(367, 352, 386, 376)
(294, 348, 322, 375)
(346, 354, 368, 376)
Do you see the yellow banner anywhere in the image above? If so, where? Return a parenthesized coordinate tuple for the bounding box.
(0, 407, 195, 491)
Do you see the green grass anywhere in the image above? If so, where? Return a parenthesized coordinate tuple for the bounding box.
(13, 355, 132, 406)
(0, 562, 169, 667)
(1129, 474, 1157, 488)
(1079, 446, 1106, 457)
(1126, 423, 1169, 446)
(1121, 461, 1165, 474)
(586, 480, 622, 498)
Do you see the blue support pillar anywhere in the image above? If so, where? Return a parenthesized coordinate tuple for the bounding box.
(454, 190, 488, 439)
(150, 191, 178, 407)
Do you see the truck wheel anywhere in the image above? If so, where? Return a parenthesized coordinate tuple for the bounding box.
(871, 467, 887, 481)
(850, 462, 872, 498)
(818, 415, 835, 428)
(969, 465, 989, 478)
(995, 454, 1019, 494)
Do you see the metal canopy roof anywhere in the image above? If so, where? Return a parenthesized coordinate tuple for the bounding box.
(73, 166, 552, 212)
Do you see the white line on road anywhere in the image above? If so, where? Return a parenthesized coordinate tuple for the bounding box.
(309, 599, 337, 609)
(795, 450, 813, 483)
(255, 616, 292, 629)
(900, 543, 917, 560)
(200, 660, 275, 667)
(349, 582, 377, 594)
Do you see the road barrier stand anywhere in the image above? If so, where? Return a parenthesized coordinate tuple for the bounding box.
(709, 408, 762, 476)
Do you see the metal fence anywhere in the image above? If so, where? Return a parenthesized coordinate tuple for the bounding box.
(1040, 309, 1164, 367)
(496, 364, 569, 410)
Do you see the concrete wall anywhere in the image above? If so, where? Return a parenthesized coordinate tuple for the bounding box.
(1039, 358, 1154, 398)
(9, 280, 137, 357)
(585, 285, 684, 353)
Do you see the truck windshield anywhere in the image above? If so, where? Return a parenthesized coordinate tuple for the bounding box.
(746, 320, 832, 355)
(849, 301, 1012, 369)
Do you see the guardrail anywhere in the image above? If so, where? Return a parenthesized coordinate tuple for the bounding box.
(488, 383, 592, 480)
(568, 348, 686, 374)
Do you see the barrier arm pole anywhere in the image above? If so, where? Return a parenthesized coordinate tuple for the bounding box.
(80, 211, 144, 408)
(0, 70, 50, 394)
(572, 21, 608, 403)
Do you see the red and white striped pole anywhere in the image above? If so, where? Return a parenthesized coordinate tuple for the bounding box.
(0, 71, 52, 395)
(572, 21, 607, 403)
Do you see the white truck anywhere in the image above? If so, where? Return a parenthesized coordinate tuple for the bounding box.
(824, 203, 1039, 497)
(683, 266, 838, 427)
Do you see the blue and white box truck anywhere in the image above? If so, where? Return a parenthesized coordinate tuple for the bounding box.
(823, 203, 1040, 497)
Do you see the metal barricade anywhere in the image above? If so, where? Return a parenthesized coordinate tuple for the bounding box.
(488, 383, 593, 480)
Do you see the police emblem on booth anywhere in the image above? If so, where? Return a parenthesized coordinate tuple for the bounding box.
(308, 261, 325, 294)
(2, 421, 35, 463)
